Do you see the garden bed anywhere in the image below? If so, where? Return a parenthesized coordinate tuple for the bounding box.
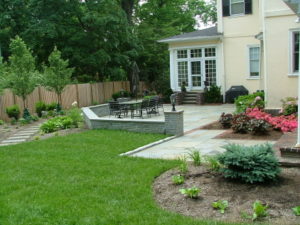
(154, 165, 300, 225)
(200, 121, 283, 141)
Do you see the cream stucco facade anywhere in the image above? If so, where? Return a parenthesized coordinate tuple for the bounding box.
(159, 0, 300, 109)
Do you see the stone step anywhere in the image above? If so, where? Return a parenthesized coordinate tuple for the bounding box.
(7, 136, 30, 140)
(2, 139, 26, 144)
(184, 93, 198, 97)
(0, 143, 11, 146)
(17, 131, 38, 135)
(11, 133, 33, 137)
(184, 96, 197, 100)
(182, 101, 197, 104)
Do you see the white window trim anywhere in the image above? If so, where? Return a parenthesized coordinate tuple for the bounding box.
(288, 28, 300, 76)
(230, 0, 245, 16)
(174, 46, 218, 90)
(247, 45, 260, 79)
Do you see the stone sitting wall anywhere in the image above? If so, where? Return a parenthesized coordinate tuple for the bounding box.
(82, 104, 184, 136)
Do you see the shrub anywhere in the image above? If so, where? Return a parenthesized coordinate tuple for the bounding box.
(281, 97, 297, 115)
(19, 118, 30, 125)
(35, 101, 47, 117)
(248, 119, 271, 135)
(179, 187, 201, 199)
(219, 113, 233, 128)
(0, 120, 4, 125)
(246, 108, 297, 132)
(292, 206, 300, 216)
(40, 116, 74, 133)
(218, 144, 280, 184)
(204, 85, 222, 103)
(181, 82, 187, 93)
(46, 102, 58, 111)
(6, 105, 20, 120)
(112, 90, 131, 101)
(235, 92, 264, 113)
(31, 115, 39, 121)
(66, 107, 83, 128)
(231, 113, 250, 133)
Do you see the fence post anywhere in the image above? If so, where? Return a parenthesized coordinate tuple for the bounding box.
(76, 84, 80, 106)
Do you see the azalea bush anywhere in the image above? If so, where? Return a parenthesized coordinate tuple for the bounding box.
(246, 108, 297, 132)
(280, 97, 298, 116)
(235, 92, 264, 113)
(231, 113, 250, 133)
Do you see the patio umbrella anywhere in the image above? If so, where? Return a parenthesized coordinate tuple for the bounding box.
(131, 61, 140, 101)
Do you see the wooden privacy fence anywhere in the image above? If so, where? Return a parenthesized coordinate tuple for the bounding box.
(0, 81, 147, 121)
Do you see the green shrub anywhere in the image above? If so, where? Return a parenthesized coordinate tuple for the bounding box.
(40, 116, 74, 133)
(205, 156, 221, 172)
(35, 101, 47, 117)
(46, 102, 58, 111)
(281, 97, 297, 115)
(31, 115, 39, 121)
(204, 85, 222, 103)
(66, 107, 83, 128)
(112, 90, 131, 101)
(248, 119, 271, 135)
(218, 144, 280, 184)
(181, 82, 187, 93)
(0, 120, 4, 125)
(212, 200, 229, 214)
(292, 206, 300, 216)
(6, 105, 20, 120)
(235, 92, 264, 113)
(187, 149, 202, 166)
(10, 118, 17, 125)
(219, 113, 233, 128)
(19, 118, 30, 126)
(231, 113, 250, 133)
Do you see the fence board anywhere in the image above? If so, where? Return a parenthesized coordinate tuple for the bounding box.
(0, 81, 145, 121)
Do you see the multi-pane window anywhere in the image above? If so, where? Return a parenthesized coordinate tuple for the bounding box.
(205, 60, 217, 86)
(231, 0, 245, 15)
(177, 61, 188, 87)
(177, 50, 187, 59)
(176, 48, 217, 88)
(205, 48, 216, 57)
(190, 49, 201, 58)
(249, 47, 260, 77)
(292, 31, 299, 73)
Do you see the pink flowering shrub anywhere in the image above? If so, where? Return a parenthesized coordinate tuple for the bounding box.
(246, 108, 297, 132)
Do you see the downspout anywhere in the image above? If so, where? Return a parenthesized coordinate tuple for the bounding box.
(262, 0, 268, 106)
(296, 19, 300, 147)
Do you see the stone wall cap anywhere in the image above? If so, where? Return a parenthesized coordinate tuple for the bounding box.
(164, 110, 184, 114)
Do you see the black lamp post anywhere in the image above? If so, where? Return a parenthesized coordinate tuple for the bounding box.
(170, 93, 177, 112)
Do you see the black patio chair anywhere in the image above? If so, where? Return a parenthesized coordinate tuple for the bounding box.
(109, 101, 127, 118)
(147, 97, 158, 117)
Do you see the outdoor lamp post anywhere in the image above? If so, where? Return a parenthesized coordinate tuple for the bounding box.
(170, 93, 177, 112)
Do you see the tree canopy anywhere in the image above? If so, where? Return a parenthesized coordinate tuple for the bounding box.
(0, 0, 216, 89)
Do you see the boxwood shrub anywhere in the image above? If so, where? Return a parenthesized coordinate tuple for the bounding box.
(218, 144, 280, 184)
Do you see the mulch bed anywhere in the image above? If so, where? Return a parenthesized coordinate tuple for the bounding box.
(200, 121, 283, 141)
(153, 165, 300, 225)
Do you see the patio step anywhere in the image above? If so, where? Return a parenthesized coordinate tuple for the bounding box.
(182, 100, 197, 104)
(182, 92, 198, 104)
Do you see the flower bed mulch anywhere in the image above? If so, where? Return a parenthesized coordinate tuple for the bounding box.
(153, 165, 300, 225)
(200, 121, 283, 141)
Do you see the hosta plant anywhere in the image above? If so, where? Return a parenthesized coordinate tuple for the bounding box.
(252, 200, 268, 221)
(292, 206, 300, 216)
(212, 200, 229, 214)
(219, 112, 233, 128)
(172, 175, 185, 185)
(179, 187, 201, 199)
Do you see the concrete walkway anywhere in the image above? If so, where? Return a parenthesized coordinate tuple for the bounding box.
(0, 123, 42, 146)
(132, 104, 276, 159)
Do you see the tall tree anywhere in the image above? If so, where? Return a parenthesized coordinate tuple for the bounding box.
(5, 36, 39, 111)
(43, 47, 74, 107)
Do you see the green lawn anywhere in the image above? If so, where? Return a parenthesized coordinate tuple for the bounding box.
(0, 130, 242, 225)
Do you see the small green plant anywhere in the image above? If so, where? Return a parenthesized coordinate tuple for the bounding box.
(92, 101, 99, 105)
(0, 120, 4, 125)
(66, 107, 83, 128)
(34, 136, 40, 141)
(178, 156, 188, 174)
(212, 200, 229, 214)
(40, 116, 74, 133)
(172, 175, 184, 185)
(6, 105, 20, 120)
(205, 156, 221, 172)
(46, 102, 58, 111)
(187, 149, 201, 166)
(179, 187, 201, 199)
(252, 200, 268, 221)
(281, 97, 297, 115)
(235, 92, 264, 113)
(292, 206, 300, 216)
(19, 118, 30, 125)
(31, 115, 39, 121)
(10, 118, 17, 125)
(35, 101, 47, 117)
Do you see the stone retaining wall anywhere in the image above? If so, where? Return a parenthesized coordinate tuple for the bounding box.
(82, 104, 184, 136)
